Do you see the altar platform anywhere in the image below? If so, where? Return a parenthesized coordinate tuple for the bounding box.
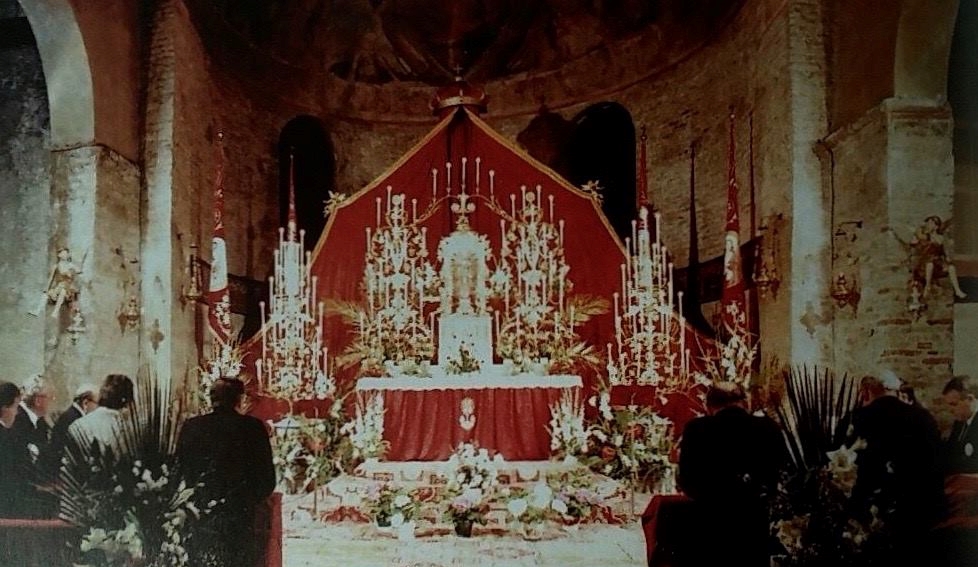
(356, 374, 582, 461)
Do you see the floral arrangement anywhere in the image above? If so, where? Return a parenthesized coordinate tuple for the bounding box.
(769, 439, 890, 566)
(271, 402, 350, 494)
(444, 442, 502, 495)
(503, 483, 562, 525)
(441, 443, 502, 530)
(443, 488, 490, 527)
(545, 467, 608, 523)
(340, 392, 388, 462)
(547, 389, 588, 459)
(583, 386, 674, 490)
(59, 369, 212, 567)
(361, 482, 417, 527)
(768, 366, 890, 566)
(695, 311, 757, 388)
(444, 343, 481, 375)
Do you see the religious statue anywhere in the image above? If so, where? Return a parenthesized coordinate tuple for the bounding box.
(31, 247, 81, 317)
(910, 216, 967, 299)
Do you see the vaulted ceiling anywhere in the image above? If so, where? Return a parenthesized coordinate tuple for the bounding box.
(188, 0, 743, 85)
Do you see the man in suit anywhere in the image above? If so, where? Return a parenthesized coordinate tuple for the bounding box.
(68, 374, 133, 460)
(676, 382, 787, 566)
(47, 384, 98, 476)
(850, 370, 946, 564)
(178, 377, 275, 567)
(943, 375, 978, 475)
(11, 374, 55, 516)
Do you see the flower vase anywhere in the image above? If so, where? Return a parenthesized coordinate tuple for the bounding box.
(521, 521, 543, 541)
(454, 518, 474, 537)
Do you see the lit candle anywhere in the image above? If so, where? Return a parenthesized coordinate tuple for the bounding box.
(432, 168, 438, 199)
(489, 169, 495, 197)
(548, 194, 554, 223)
(376, 197, 382, 226)
(446, 162, 452, 193)
(386, 185, 392, 212)
(412, 198, 417, 222)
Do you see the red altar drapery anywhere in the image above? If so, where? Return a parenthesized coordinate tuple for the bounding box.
(243, 107, 713, 442)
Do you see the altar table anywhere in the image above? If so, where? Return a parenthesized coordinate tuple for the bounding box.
(356, 375, 582, 461)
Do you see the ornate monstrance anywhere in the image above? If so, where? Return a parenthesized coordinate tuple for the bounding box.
(436, 191, 493, 367)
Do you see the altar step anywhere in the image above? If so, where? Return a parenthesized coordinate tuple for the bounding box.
(354, 459, 580, 485)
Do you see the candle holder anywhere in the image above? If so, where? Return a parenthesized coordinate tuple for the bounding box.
(606, 206, 690, 390)
(257, 176, 335, 401)
(181, 244, 204, 305)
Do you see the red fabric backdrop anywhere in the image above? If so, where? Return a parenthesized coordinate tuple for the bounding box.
(245, 108, 712, 439)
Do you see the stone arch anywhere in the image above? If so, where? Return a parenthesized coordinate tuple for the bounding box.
(16, 0, 94, 149)
(893, 0, 960, 101)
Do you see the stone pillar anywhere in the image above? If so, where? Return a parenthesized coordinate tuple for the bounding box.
(784, 0, 831, 366)
(819, 100, 954, 403)
(45, 145, 141, 402)
(140, 0, 199, 393)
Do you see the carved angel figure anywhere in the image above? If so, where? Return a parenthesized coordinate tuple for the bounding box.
(911, 215, 966, 299)
(31, 247, 81, 317)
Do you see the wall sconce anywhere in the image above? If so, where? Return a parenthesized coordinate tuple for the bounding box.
(831, 272, 861, 313)
(754, 213, 783, 298)
(67, 305, 86, 343)
(181, 244, 204, 305)
(118, 294, 141, 332)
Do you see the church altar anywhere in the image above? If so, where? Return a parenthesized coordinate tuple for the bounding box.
(356, 374, 582, 461)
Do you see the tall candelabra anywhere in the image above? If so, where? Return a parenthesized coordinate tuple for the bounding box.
(257, 198, 335, 400)
(341, 186, 440, 375)
(607, 206, 690, 388)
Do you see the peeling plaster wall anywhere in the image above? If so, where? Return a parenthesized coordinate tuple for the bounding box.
(0, 37, 50, 385)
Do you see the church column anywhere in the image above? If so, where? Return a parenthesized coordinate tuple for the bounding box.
(783, 0, 832, 366)
(141, 0, 197, 391)
(45, 146, 141, 400)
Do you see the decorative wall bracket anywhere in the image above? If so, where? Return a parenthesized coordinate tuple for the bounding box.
(754, 213, 783, 299)
(830, 271, 861, 313)
(180, 244, 204, 305)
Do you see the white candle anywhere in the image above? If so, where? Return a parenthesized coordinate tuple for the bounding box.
(386, 185, 392, 212)
(475, 157, 481, 193)
(461, 157, 467, 191)
(432, 168, 438, 199)
(412, 198, 417, 222)
(376, 197, 382, 226)
(510, 193, 516, 217)
(559, 220, 565, 247)
(548, 194, 554, 223)
(489, 169, 495, 197)
(446, 162, 452, 193)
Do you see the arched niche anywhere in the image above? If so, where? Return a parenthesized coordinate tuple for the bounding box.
(562, 102, 637, 243)
(277, 116, 336, 251)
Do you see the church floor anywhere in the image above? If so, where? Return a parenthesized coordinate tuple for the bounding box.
(282, 494, 651, 567)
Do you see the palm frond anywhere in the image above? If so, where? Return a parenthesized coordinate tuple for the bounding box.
(567, 294, 610, 324)
(774, 365, 857, 472)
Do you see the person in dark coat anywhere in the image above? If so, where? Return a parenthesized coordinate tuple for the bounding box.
(10, 374, 56, 517)
(942, 375, 978, 475)
(0, 381, 29, 518)
(676, 382, 788, 567)
(177, 377, 275, 567)
(849, 370, 946, 563)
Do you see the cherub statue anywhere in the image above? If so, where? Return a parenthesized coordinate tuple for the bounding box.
(30, 248, 82, 317)
(910, 216, 967, 299)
